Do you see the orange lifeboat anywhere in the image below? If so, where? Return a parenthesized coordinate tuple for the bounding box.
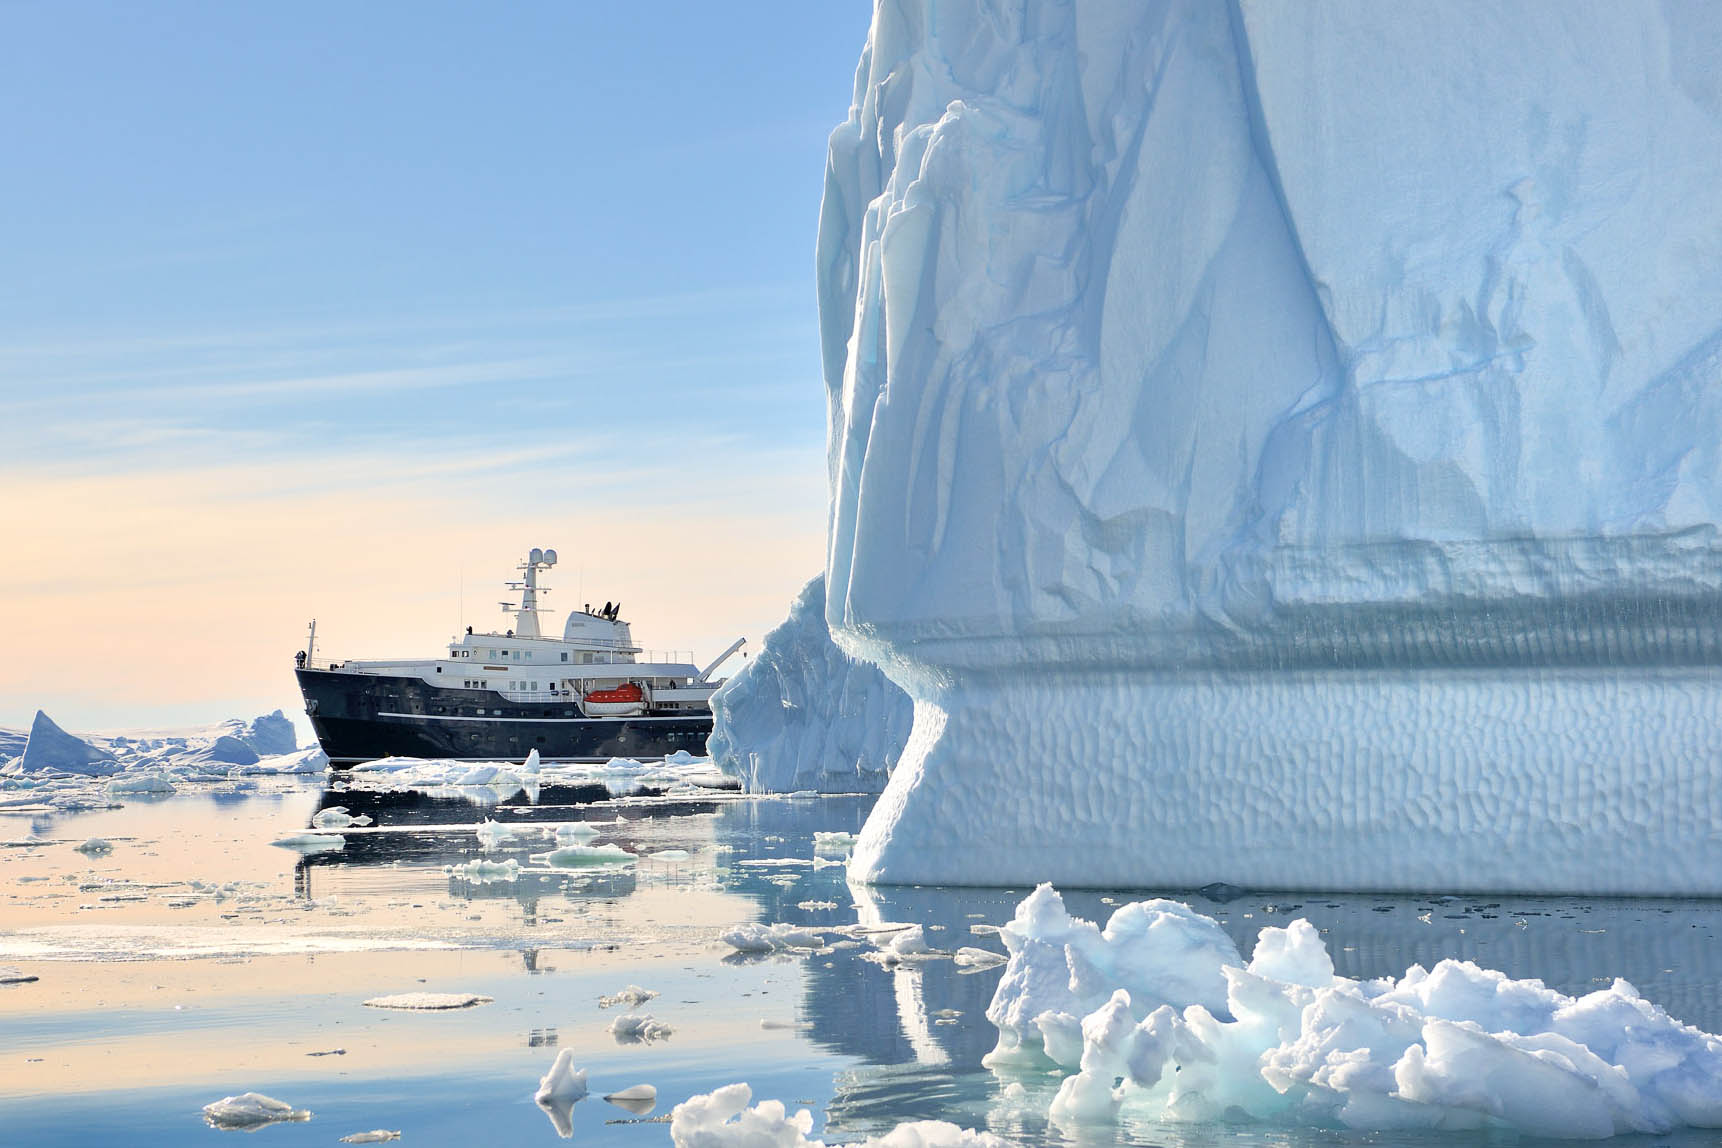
(581, 682, 646, 716)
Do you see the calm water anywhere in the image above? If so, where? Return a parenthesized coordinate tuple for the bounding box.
(5, 778, 1722, 1146)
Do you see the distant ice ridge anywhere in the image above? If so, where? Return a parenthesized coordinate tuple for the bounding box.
(986, 885, 1722, 1139)
(815, 1, 1722, 891)
(0, 710, 323, 808)
(708, 574, 910, 794)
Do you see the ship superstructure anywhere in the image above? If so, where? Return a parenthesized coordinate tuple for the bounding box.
(295, 549, 743, 765)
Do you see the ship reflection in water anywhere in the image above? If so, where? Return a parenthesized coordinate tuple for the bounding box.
(286, 785, 1722, 1143)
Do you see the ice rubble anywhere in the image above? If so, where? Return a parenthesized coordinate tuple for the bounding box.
(708, 574, 910, 794)
(986, 885, 1722, 1139)
(344, 751, 719, 804)
(671, 1083, 1003, 1148)
(809, 0, 1722, 893)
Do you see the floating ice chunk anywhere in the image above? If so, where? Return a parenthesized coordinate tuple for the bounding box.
(952, 948, 1007, 970)
(534, 844, 636, 868)
(868, 925, 939, 965)
(608, 1012, 673, 1043)
(475, 819, 514, 850)
(719, 923, 826, 954)
(363, 992, 492, 1010)
(645, 849, 691, 861)
(990, 886, 1722, 1138)
(534, 1048, 588, 1138)
(553, 823, 601, 845)
(311, 806, 353, 829)
(811, 831, 857, 853)
(271, 833, 345, 854)
(669, 1083, 1003, 1148)
(599, 984, 659, 1009)
(349, 814, 372, 826)
(604, 1084, 657, 1115)
(241, 746, 329, 774)
(74, 837, 113, 856)
(445, 858, 521, 884)
(339, 1132, 400, 1144)
(107, 772, 175, 797)
(201, 1092, 311, 1129)
(521, 748, 541, 775)
(455, 765, 519, 787)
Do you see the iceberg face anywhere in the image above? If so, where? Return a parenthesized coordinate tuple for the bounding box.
(707, 575, 911, 794)
(818, 1, 1722, 890)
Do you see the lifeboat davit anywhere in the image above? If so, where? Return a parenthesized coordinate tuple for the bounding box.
(582, 682, 646, 717)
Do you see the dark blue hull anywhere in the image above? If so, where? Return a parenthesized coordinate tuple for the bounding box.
(295, 668, 711, 766)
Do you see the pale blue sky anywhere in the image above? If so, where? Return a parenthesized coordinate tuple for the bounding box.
(0, 1, 872, 734)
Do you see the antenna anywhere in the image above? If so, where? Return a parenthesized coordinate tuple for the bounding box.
(543, 548, 558, 566)
(529, 547, 544, 565)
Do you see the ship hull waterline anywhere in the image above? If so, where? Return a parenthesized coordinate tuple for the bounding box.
(296, 668, 711, 766)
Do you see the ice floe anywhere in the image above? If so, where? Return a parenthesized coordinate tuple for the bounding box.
(201, 1092, 311, 1129)
(363, 991, 492, 1010)
(339, 1132, 401, 1144)
(444, 858, 521, 884)
(988, 884, 1722, 1138)
(604, 1083, 657, 1115)
(719, 922, 826, 954)
(475, 818, 515, 850)
(670, 1083, 1001, 1148)
(608, 1012, 673, 1043)
(271, 833, 345, 854)
(534, 843, 635, 868)
(599, 984, 659, 1009)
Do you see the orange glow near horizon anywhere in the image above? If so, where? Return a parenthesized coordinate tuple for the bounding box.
(0, 445, 827, 735)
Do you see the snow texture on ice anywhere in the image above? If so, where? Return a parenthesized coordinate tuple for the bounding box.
(708, 574, 910, 794)
(990, 884, 1722, 1139)
(813, 0, 1722, 893)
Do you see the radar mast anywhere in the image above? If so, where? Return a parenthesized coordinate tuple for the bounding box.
(500, 548, 558, 638)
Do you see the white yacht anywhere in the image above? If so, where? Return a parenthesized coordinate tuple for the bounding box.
(295, 549, 743, 766)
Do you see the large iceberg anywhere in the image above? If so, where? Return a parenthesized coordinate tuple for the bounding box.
(817, 2, 1722, 890)
(708, 575, 911, 794)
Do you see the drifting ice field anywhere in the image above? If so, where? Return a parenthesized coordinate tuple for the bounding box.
(7, 769, 1722, 1145)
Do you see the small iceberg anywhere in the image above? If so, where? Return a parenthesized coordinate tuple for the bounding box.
(553, 822, 601, 845)
(475, 818, 515, 850)
(535, 1049, 588, 1139)
(362, 991, 492, 1010)
(719, 922, 826, 954)
(311, 806, 353, 829)
(603, 1084, 657, 1115)
(339, 1132, 400, 1144)
(533, 843, 635, 868)
(445, 858, 521, 884)
(73, 837, 113, 856)
(608, 1013, 673, 1044)
(598, 984, 659, 1009)
(201, 1092, 312, 1130)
